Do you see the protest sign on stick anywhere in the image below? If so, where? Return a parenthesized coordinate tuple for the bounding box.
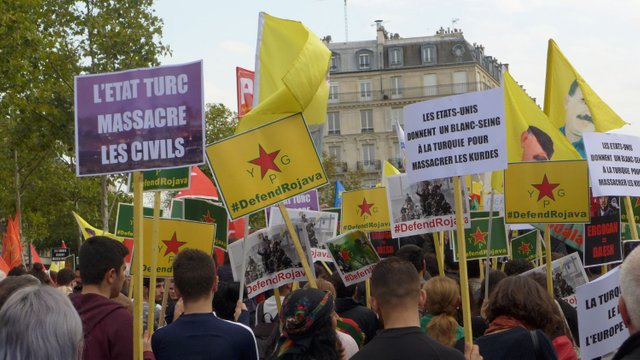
(452, 176, 473, 345)
(147, 193, 161, 334)
(403, 88, 507, 183)
(228, 223, 313, 298)
(452, 216, 508, 261)
(523, 252, 589, 308)
(584, 191, 622, 268)
(340, 187, 390, 233)
(576, 267, 627, 360)
(75, 61, 204, 176)
(505, 160, 590, 224)
(510, 230, 540, 262)
(385, 174, 469, 237)
(132, 172, 144, 360)
(206, 113, 327, 220)
(269, 208, 338, 262)
(325, 230, 380, 287)
(584, 132, 640, 197)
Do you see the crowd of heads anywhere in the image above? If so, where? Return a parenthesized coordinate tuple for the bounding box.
(2, 231, 640, 360)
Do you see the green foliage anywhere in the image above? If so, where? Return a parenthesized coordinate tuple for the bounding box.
(318, 152, 364, 207)
(0, 0, 168, 256)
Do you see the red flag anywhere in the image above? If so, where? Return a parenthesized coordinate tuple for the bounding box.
(61, 241, 67, 249)
(236, 67, 255, 118)
(30, 244, 44, 266)
(2, 216, 23, 269)
(175, 166, 219, 201)
(227, 217, 246, 240)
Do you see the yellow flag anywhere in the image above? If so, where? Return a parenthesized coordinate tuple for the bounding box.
(491, 170, 504, 193)
(543, 39, 626, 158)
(72, 211, 120, 241)
(207, 113, 327, 219)
(377, 160, 402, 187)
(341, 187, 391, 233)
(236, 12, 330, 133)
(504, 160, 589, 224)
(142, 218, 215, 277)
(504, 71, 581, 162)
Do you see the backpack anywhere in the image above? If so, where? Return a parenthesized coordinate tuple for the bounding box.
(254, 301, 279, 359)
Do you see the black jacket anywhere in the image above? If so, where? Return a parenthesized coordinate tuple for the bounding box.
(613, 331, 640, 360)
(335, 297, 379, 344)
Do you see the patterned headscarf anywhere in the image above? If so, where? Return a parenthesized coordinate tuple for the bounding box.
(276, 288, 335, 357)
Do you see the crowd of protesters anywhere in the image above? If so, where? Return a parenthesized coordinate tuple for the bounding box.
(1, 233, 640, 360)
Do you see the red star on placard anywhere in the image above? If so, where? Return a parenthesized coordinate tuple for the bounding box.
(162, 232, 187, 256)
(358, 198, 374, 216)
(248, 144, 281, 179)
(470, 227, 487, 245)
(531, 174, 560, 201)
(202, 210, 215, 223)
(519, 242, 531, 254)
(635, 197, 640, 207)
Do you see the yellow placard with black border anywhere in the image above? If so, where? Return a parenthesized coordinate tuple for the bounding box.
(206, 113, 327, 219)
(504, 160, 589, 223)
(341, 187, 391, 232)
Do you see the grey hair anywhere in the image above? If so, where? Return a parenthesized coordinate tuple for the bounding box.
(621, 246, 640, 328)
(0, 285, 83, 360)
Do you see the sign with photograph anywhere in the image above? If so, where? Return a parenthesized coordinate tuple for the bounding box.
(386, 174, 469, 237)
(269, 208, 339, 262)
(228, 224, 312, 298)
(326, 230, 380, 287)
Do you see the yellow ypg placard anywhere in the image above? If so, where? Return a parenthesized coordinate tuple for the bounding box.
(207, 113, 327, 219)
(142, 218, 215, 276)
(504, 160, 589, 224)
(341, 187, 391, 232)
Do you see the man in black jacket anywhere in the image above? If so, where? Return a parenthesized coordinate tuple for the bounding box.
(614, 247, 640, 360)
(330, 272, 379, 344)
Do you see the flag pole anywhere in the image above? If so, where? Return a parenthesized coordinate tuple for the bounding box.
(147, 192, 161, 334)
(433, 231, 445, 276)
(132, 172, 144, 360)
(238, 216, 250, 301)
(158, 277, 170, 327)
(624, 196, 639, 239)
(453, 176, 472, 346)
(273, 287, 283, 314)
(278, 203, 317, 288)
(544, 224, 553, 298)
(483, 190, 495, 301)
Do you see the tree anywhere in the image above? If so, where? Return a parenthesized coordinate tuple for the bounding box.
(70, 0, 170, 231)
(318, 152, 364, 208)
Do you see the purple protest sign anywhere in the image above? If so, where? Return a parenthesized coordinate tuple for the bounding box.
(74, 61, 204, 176)
(265, 189, 320, 222)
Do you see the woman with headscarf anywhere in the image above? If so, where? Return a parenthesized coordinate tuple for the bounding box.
(272, 288, 345, 360)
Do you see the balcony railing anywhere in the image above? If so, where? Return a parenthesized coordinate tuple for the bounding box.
(357, 160, 382, 172)
(327, 82, 493, 105)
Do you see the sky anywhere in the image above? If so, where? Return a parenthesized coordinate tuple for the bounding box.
(153, 0, 640, 123)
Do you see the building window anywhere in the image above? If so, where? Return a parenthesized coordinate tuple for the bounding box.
(359, 81, 372, 101)
(328, 145, 341, 161)
(423, 74, 438, 96)
(362, 144, 375, 165)
(390, 76, 402, 99)
(330, 53, 340, 72)
(360, 109, 374, 133)
(329, 82, 339, 103)
(452, 44, 465, 63)
(389, 47, 403, 66)
(453, 71, 468, 94)
(358, 53, 371, 69)
(327, 112, 340, 135)
(391, 107, 403, 129)
(421, 45, 437, 64)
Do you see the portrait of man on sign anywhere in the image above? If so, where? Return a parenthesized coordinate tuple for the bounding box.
(562, 80, 595, 158)
(520, 126, 554, 161)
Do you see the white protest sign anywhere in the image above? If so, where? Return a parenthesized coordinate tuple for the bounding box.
(584, 132, 640, 197)
(404, 87, 506, 182)
(576, 267, 628, 360)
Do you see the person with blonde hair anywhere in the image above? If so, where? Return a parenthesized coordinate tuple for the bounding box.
(420, 276, 464, 346)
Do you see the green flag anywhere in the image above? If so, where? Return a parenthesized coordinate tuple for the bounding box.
(453, 216, 508, 261)
(183, 198, 228, 251)
(115, 203, 159, 238)
(511, 230, 540, 261)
